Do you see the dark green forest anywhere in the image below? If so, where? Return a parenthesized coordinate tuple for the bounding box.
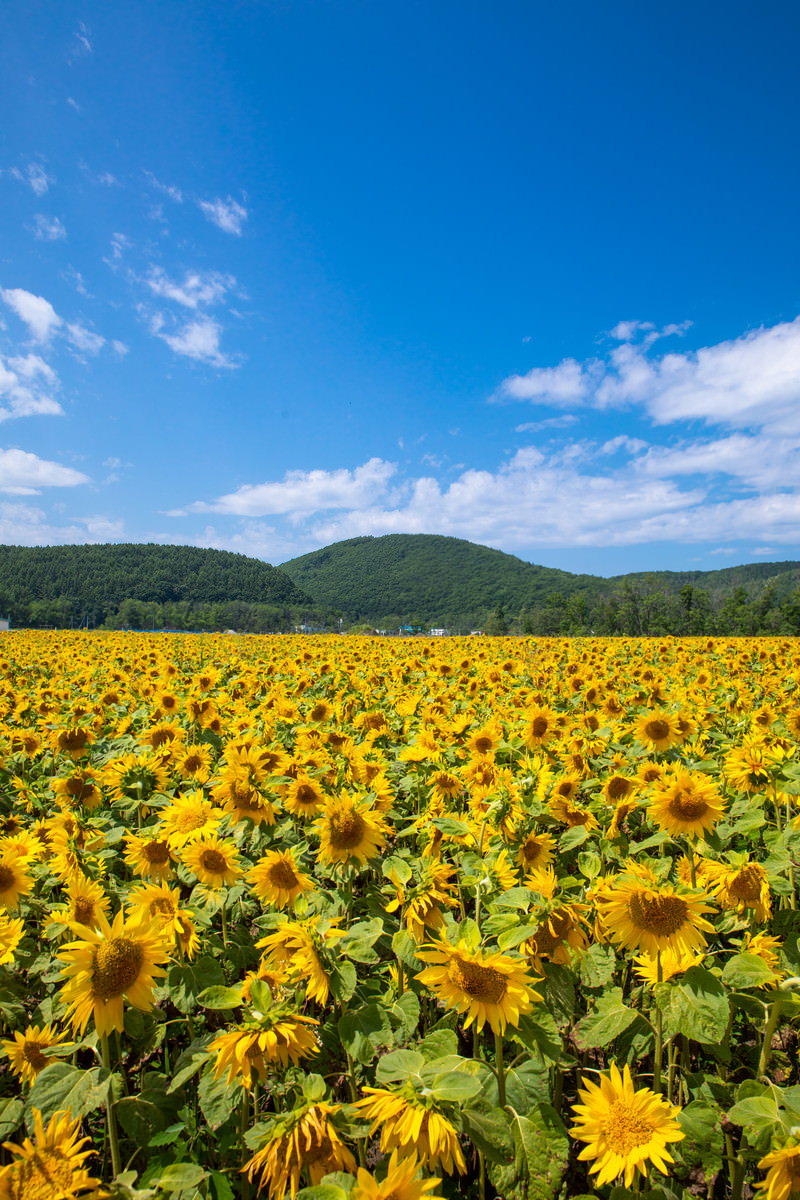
(0, 544, 326, 632)
(281, 534, 800, 636)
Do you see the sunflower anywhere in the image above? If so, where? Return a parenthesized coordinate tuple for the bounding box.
(248, 850, 315, 909)
(355, 1088, 466, 1175)
(548, 794, 598, 831)
(103, 751, 169, 804)
(174, 743, 214, 783)
(428, 770, 463, 803)
(385, 862, 459, 944)
(744, 931, 785, 986)
(181, 835, 242, 890)
(648, 769, 726, 839)
(124, 830, 176, 881)
(523, 707, 558, 749)
(756, 1141, 800, 1200)
(603, 774, 638, 806)
(314, 796, 388, 868)
(244, 1102, 356, 1200)
(51, 725, 95, 760)
(724, 739, 775, 793)
(634, 711, 684, 753)
(706, 858, 772, 922)
(49, 874, 111, 933)
(257, 920, 345, 1006)
(160, 793, 222, 847)
(633, 946, 703, 985)
(0, 1023, 72, 1083)
(352, 1151, 443, 1200)
(0, 914, 24, 965)
(58, 908, 170, 1036)
(214, 774, 278, 826)
(0, 852, 31, 910)
(415, 937, 541, 1035)
(209, 1011, 319, 1086)
(284, 776, 328, 819)
(126, 882, 198, 957)
(570, 1062, 684, 1188)
(515, 830, 556, 873)
(0, 1108, 102, 1200)
(593, 875, 715, 959)
(51, 768, 103, 811)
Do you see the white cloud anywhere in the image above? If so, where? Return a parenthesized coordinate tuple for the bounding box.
(31, 214, 66, 241)
(154, 316, 236, 368)
(179, 457, 398, 518)
(0, 502, 121, 546)
(610, 320, 654, 341)
(66, 322, 105, 356)
(198, 196, 248, 235)
(0, 288, 62, 342)
(72, 23, 92, 55)
(0, 353, 63, 421)
(0, 448, 89, 494)
(498, 316, 800, 435)
(514, 415, 578, 432)
(143, 171, 183, 203)
(109, 233, 132, 261)
(112, 340, 129, 356)
(10, 162, 53, 196)
(146, 267, 234, 309)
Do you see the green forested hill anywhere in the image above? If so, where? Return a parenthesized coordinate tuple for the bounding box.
(0, 544, 317, 631)
(281, 534, 800, 635)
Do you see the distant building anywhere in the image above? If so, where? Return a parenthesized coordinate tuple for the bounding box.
(429, 628, 450, 636)
(0, 618, 9, 632)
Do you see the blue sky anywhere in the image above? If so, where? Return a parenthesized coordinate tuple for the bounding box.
(2, 1, 800, 576)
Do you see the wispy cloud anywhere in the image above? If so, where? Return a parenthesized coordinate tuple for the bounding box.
(0, 353, 63, 421)
(152, 315, 237, 368)
(31, 214, 66, 241)
(10, 163, 53, 197)
(197, 196, 248, 235)
(143, 171, 183, 204)
(146, 267, 234, 309)
(71, 22, 92, 56)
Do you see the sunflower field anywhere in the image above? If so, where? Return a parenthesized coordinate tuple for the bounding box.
(1, 630, 800, 1200)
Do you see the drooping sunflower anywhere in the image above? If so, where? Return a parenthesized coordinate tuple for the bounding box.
(352, 1150, 443, 1200)
(124, 830, 176, 881)
(58, 908, 170, 1036)
(648, 769, 726, 839)
(244, 1102, 356, 1200)
(0, 1023, 72, 1083)
(706, 858, 772, 922)
(570, 1062, 684, 1188)
(0, 1107, 102, 1200)
(593, 875, 715, 959)
(181, 835, 242, 890)
(356, 1087, 466, 1175)
(51, 767, 104, 811)
(209, 1010, 319, 1086)
(257, 920, 345, 1006)
(415, 937, 541, 1035)
(384, 861, 459, 944)
(633, 946, 703, 985)
(248, 850, 315, 909)
(634, 711, 684, 753)
(313, 795, 388, 868)
(756, 1141, 800, 1200)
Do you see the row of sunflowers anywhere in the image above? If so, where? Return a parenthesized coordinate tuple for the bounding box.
(0, 630, 799, 1200)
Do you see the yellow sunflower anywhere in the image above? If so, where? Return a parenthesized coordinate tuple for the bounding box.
(0, 1108, 102, 1200)
(257, 920, 345, 1006)
(706, 858, 772, 922)
(515, 830, 555, 873)
(355, 1087, 466, 1175)
(593, 875, 715, 959)
(415, 937, 541, 1035)
(209, 1011, 319, 1086)
(313, 796, 388, 868)
(570, 1062, 684, 1188)
(160, 793, 222, 848)
(124, 830, 176, 881)
(58, 908, 170, 1036)
(352, 1151, 443, 1200)
(244, 1102, 356, 1200)
(248, 850, 315, 909)
(0, 853, 31, 911)
(634, 711, 684, 753)
(126, 882, 198, 957)
(49, 874, 110, 933)
(51, 767, 104, 811)
(756, 1141, 800, 1200)
(284, 775, 328, 818)
(0, 1023, 72, 1083)
(523, 707, 559, 749)
(181, 835, 242, 889)
(648, 769, 726, 839)
(0, 914, 24, 965)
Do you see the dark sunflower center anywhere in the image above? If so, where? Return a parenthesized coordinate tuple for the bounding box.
(73, 897, 95, 924)
(448, 958, 507, 1003)
(603, 1101, 653, 1154)
(628, 890, 688, 935)
(607, 777, 632, 800)
(530, 716, 548, 737)
(151, 897, 176, 917)
(329, 812, 366, 849)
(92, 937, 144, 1000)
(473, 736, 493, 754)
(144, 841, 170, 864)
(0, 866, 16, 891)
(309, 705, 329, 722)
(668, 790, 708, 820)
(534, 910, 572, 955)
(183, 754, 204, 772)
(268, 860, 299, 889)
(23, 1040, 48, 1069)
(523, 839, 545, 865)
(730, 865, 763, 902)
(200, 849, 227, 873)
(295, 785, 320, 806)
(645, 719, 670, 741)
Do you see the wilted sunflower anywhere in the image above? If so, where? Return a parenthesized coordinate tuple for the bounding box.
(352, 1151, 443, 1200)
(0, 1108, 102, 1200)
(356, 1088, 466, 1175)
(58, 908, 170, 1036)
(415, 937, 541, 1035)
(244, 1101, 356, 1200)
(570, 1062, 684, 1189)
(248, 850, 315, 909)
(648, 769, 726, 839)
(314, 796, 388, 868)
(593, 875, 715, 959)
(0, 1023, 71, 1083)
(756, 1141, 800, 1200)
(209, 1010, 319, 1086)
(181, 835, 242, 889)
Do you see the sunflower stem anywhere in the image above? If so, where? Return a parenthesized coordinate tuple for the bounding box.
(101, 1032, 123, 1179)
(666, 1038, 677, 1104)
(653, 951, 664, 1093)
(478, 1150, 486, 1200)
(221, 897, 229, 950)
(757, 994, 784, 1081)
(687, 843, 697, 889)
(239, 1090, 251, 1200)
(494, 1031, 506, 1108)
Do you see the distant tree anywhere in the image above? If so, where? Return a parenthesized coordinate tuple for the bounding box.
(486, 605, 509, 636)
